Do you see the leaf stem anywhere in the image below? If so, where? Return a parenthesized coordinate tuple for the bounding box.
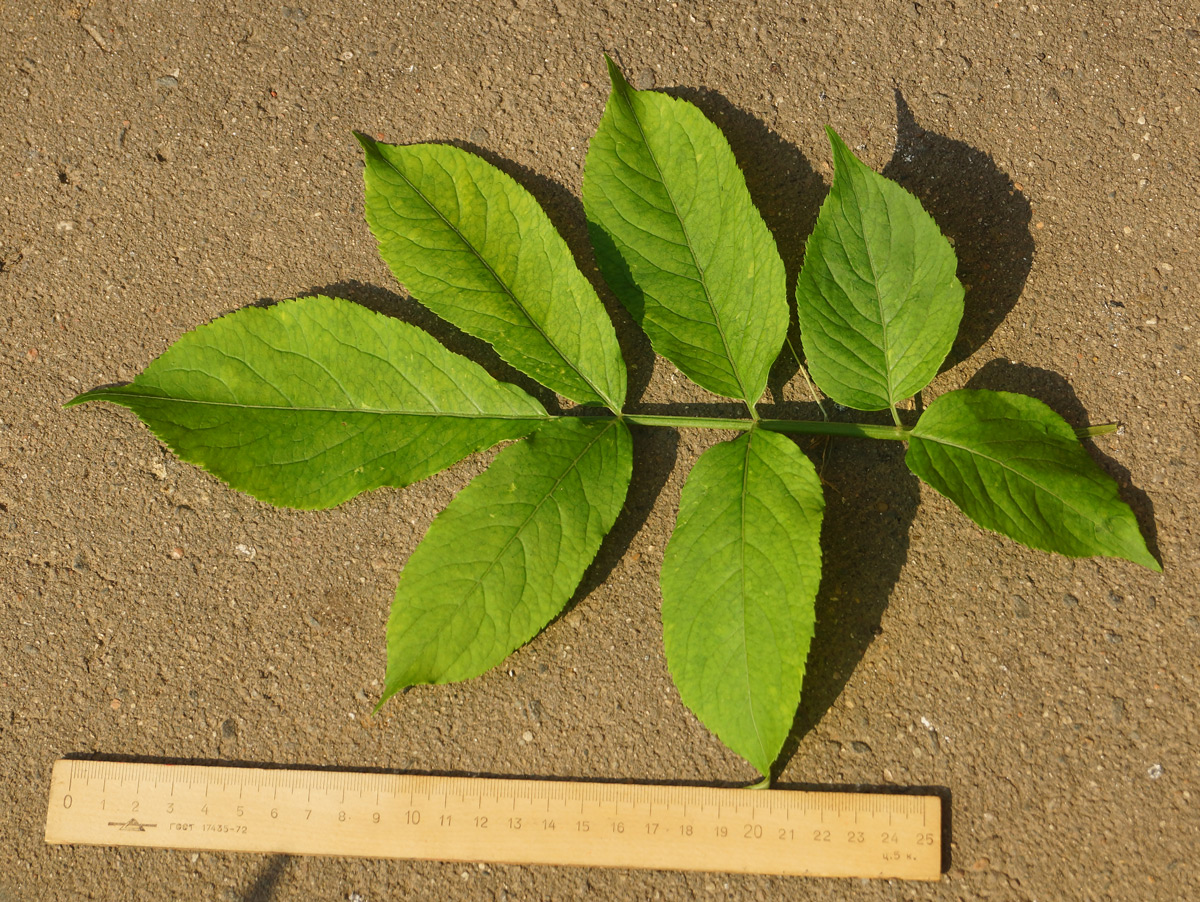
(572, 415, 1120, 443)
(613, 413, 912, 441)
(785, 335, 827, 420)
(760, 418, 911, 440)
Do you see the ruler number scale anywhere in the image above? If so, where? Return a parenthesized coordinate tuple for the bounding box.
(45, 760, 941, 880)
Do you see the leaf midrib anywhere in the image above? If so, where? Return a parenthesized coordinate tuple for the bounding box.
(737, 430, 769, 767)
(844, 166, 899, 409)
(612, 80, 754, 411)
(88, 389, 550, 420)
(370, 144, 618, 411)
(914, 430, 1112, 534)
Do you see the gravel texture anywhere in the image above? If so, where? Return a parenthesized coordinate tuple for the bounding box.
(2, 0, 1197, 899)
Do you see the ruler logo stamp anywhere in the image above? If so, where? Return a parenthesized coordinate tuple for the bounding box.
(107, 818, 156, 832)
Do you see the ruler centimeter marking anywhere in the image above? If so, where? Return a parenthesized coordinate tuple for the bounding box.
(45, 760, 942, 880)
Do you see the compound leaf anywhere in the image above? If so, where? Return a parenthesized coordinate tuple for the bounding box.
(66, 296, 548, 510)
(907, 389, 1159, 570)
(796, 127, 964, 411)
(660, 429, 824, 778)
(382, 417, 632, 699)
(359, 134, 626, 411)
(583, 57, 787, 408)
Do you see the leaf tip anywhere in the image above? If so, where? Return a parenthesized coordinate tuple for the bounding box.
(823, 126, 858, 172)
(64, 387, 119, 409)
(1132, 546, 1162, 573)
(603, 53, 631, 93)
(353, 129, 379, 154)
(374, 680, 406, 715)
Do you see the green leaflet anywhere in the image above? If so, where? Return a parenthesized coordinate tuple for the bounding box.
(660, 429, 824, 778)
(359, 134, 627, 411)
(907, 389, 1159, 570)
(795, 128, 964, 412)
(582, 57, 787, 408)
(382, 417, 633, 700)
(66, 296, 548, 510)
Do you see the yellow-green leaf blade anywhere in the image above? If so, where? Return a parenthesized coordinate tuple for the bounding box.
(66, 296, 548, 510)
(582, 57, 787, 406)
(360, 135, 626, 410)
(382, 418, 633, 699)
(907, 389, 1159, 570)
(660, 430, 825, 778)
(796, 127, 964, 411)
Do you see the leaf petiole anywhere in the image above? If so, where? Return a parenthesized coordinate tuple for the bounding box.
(579, 413, 1115, 444)
(1077, 422, 1120, 437)
(601, 413, 913, 441)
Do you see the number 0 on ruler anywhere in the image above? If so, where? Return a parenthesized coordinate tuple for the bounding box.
(45, 760, 942, 880)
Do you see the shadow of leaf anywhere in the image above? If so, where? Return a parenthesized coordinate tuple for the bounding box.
(775, 429, 921, 778)
(568, 424, 679, 608)
(883, 91, 1034, 372)
(241, 855, 288, 902)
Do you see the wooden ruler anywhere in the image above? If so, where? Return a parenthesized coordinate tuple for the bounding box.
(45, 760, 942, 880)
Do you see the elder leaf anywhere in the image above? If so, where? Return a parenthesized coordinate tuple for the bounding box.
(795, 127, 964, 411)
(583, 57, 787, 407)
(907, 389, 1159, 570)
(66, 296, 548, 510)
(360, 134, 627, 410)
(660, 429, 825, 778)
(382, 417, 633, 699)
